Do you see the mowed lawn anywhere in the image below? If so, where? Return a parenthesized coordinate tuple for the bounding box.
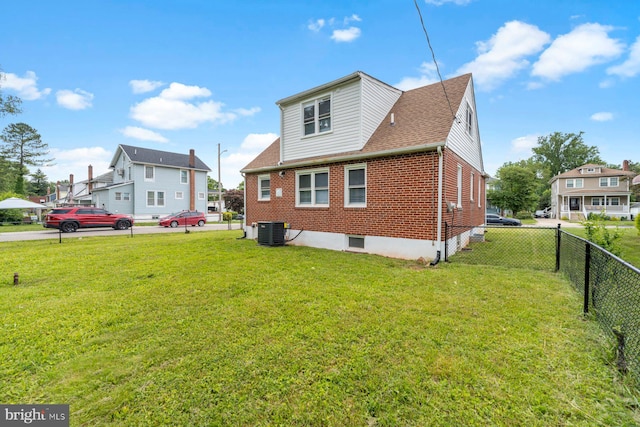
(1, 231, 639, 426)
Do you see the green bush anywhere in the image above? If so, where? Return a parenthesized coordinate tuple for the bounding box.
(635, 214, 640, 236)
(515, 211, 533, 220)
(582, 220, 622, 256)
(222, 211, 234, 221)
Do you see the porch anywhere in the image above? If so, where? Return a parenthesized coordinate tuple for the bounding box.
(559, 194, 631, 220)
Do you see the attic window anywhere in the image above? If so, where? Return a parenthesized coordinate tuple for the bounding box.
(466, 103, 473, 136)
(303, 96, 331, 136)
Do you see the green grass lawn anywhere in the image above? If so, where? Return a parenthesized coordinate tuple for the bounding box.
(1, 231, 639, 426)
(565, 227, 640, 268)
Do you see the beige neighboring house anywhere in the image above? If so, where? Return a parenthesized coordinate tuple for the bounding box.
(550, 161, 637, 220)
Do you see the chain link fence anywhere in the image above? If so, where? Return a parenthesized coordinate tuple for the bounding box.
(445, 223, 640, 385)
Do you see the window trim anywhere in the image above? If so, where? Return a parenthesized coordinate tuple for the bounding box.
(296, 168, 330, 207)
(258, 174, 271, 201)
(599, 177, 618, 187)
(146, 190, 165, 207)
(144, 165, 155, 182)
(115, 192, 122, 201)
(175, 191, 184, 200)
(344, 164, 366, 208)
(470, 172, 475, 202)
(180, 170, 189, 185)
(347, 235, 366, 251)
(301, 94, 332, 137)
(198, 192, 205, 200)
(566, 178, 584, 189)
(465, 102, 473, 136)
(456, 164, 462, 208)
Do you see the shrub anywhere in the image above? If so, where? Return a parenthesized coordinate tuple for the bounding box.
(635, 214, 640, 236)
(515, 211, 533, 220)
(582, 220, 623, 256)
(222, 211, 234, 221)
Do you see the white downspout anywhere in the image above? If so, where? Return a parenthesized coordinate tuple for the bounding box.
(432, 145, 444, 264)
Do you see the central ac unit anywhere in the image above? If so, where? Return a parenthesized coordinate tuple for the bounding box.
(257, 221, 285, 246)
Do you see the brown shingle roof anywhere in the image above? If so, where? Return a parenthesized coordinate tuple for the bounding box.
(242, 73, 471, 172)
(551, 164, 636, 182)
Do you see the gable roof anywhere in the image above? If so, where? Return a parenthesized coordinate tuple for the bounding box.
(550, 164, 636, 182)
(111, 144, 211, 171)
(242, 73, 472, 173)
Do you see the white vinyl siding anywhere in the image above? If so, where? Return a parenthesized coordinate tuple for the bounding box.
(281, 74, 401, 162)
(446, 80, 483, 173)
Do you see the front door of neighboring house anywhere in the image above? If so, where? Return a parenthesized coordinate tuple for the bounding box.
(570, 197, 580, 211)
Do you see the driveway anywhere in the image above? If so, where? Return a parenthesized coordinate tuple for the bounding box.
(534, 217, 582, 228)
(0, 223, 244, 242)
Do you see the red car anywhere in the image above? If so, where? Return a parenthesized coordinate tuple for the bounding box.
(44, 207, 134, 232)
(158, 211, 206, 228)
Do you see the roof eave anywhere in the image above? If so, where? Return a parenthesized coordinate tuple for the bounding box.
(241, 141, 446, 174)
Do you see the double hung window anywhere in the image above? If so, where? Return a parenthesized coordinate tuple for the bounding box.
(297, 170, 329, 206)
(258, 175, 270, 200)
(345, 164, 366, 207)
(303, 96, 331, 136)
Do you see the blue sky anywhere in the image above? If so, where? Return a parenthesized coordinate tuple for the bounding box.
(1, 0, 638, 189)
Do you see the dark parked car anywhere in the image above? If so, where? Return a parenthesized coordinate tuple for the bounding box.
(486, 213, 522, 226)
(158, 211, 206, 228)
(44, 207, 134, 232)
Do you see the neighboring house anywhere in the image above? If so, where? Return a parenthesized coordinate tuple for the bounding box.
(550, 162, 637, 220)
(91, 145, 211, 220)
(241, 71, 486, 260)
(71, 166, 115, 206)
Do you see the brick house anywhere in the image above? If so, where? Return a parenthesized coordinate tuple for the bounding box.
(241, 71, 486, 261)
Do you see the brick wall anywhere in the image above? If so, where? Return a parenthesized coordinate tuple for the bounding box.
(245, 149, 484, 241)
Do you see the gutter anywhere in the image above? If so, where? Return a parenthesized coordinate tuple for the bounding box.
(241, 141, 446, 175)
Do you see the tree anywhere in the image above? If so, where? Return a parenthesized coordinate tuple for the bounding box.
(0, 123, 52, 194)
(28, 169, 50, 196)
(487, 163, 538, 215)
(0, 68, 22, 117)
(532, 132, 603, 180)
(223, 189, 244, 213)
(237, 180, 245, 191)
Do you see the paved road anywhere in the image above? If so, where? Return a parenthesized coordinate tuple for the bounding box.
(0, 223, 244, 242)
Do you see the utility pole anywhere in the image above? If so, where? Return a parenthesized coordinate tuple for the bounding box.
(217, 143, 227, 222)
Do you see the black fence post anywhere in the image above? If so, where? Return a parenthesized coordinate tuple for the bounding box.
(444, 222, 449, 262)
(583, 242, 591, 315)
(555, 224, 561, 272)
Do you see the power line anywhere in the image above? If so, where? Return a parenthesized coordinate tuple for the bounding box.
(413, 0, 458, 123)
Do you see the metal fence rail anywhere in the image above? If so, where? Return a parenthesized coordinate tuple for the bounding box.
(445, 223, 640, 385)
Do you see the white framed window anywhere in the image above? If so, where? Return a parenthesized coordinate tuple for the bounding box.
(466, 103, 473, 135)
(258, 175, 271, 200)
(303, 95, 331, 136)
(115, 192, 122, 201)
(592, 197, 620, 206)
(344, 164, 366, 207)
(600, 177, 618, 187)
(296, 169, 329, 207)
(477, 176, 481, 208)
(175, 191, 184, 200)
(566, 178, 583, 188)
(146, 191, 165, 207)
(123, 192, 130, 201)
(470, 172, 475, 201)
(180, 170, 188, 184)
(144, 166, 154, 182)
(198, 192, 205, 200)
(457, 164, 462, 208)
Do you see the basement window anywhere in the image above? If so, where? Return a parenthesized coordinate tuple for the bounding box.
(348, 236, 365, 249)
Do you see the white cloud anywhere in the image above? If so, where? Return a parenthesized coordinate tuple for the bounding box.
(2, 71, 51, 100)
(41, 146, 112, 183)
(220, 133, 279, 189)
(159, 82, 211, 100)
(590, 112, 613, 122)
(129, 79, 165, 94)
(308, 19, 325, 32)
(129, 82, 258, 130)
(532, 23, 624, 81)
(395, 62, 440, 90)
(120, 126, 168, 143)
(456, 21, 550, 91)
(511, 134, 538, 153)
(424, 0, 472, 5)
(331, 27, 361, 43)
(309, 15, 362, 43)
(56, 89, 94, 110)
(607, 35, 640, 78)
